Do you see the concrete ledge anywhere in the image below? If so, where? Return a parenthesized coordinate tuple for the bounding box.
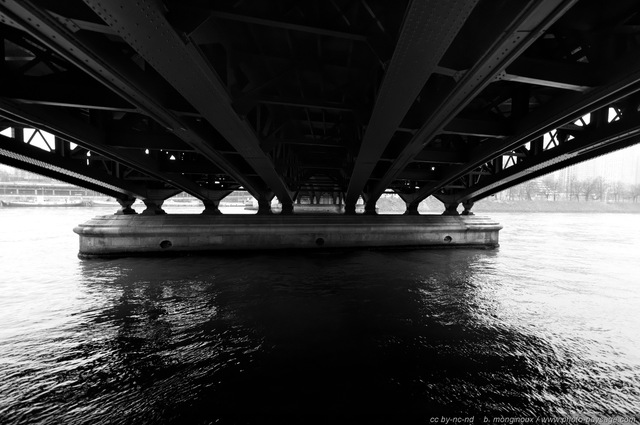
(73, 214, 502, 258)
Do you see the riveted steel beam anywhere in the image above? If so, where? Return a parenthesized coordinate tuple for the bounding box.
(406, 51, 640, 210)
(383, 150, 466, 165)
(454, 115, 640, 203)
(0, 71, 135, 112)
(368, 0, 579, 210)
(82, 0, 293, 207)
(104, 127, 196, 151)
(0, 0, 260, 201)
(0, 99, 217, 201)
(344, 0, 479, 209)
(0, 134, 143, 199)
(436, 58, 597, 92)
(205, 10, 368, 42)
(442, 117, 512, 138)
(499, 57, 596, 92)
(256, 97, 355, 113)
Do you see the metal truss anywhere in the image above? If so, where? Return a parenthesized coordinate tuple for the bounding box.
(2, 0, 640, 213)
(0, 131, 144, 200)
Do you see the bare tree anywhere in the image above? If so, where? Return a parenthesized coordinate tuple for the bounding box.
(581, 177, 603, 201)
(609, 181, 624, 202)
(593, 176, 607, 201)
(632, 184, 640, 203)
(542, 175, 560, 201)
(568, 175, 583, 201)
(522, 179, 538, 200)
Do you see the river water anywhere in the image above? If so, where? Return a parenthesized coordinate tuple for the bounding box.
(0, 206, 639, 423)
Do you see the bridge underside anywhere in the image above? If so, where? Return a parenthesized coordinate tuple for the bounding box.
(2, 0, 640, 216)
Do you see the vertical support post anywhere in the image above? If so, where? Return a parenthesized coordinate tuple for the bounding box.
(404, 202, 419, 215)
(141, 199, 167, 215)
(115, 197, 137, 215)
(344, 202, 356, 215)
(13, 127, 23, 143)
(461, 200, 474, 215)
(54, 136, 71, 158)
(442, 202, 460, 216)
(0, 34, 4, 74)
(202, 199, 221, 215)
(257, 197, 272, 215)
(591, 108, 608, 129)
(363, 200, 377, 215)
(530, 135, 543, 156)
(280, 202, 293, 215)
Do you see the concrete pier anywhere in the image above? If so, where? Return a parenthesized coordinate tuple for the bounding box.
(74, 214, 502, 258)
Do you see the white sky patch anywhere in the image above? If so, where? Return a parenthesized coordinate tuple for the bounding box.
(23, 129, 55, 152)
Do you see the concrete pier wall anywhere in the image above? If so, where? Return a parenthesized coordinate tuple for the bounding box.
(74, 214, 502, 258)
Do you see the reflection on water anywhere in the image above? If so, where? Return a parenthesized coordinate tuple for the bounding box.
(0, 208, 639, 423)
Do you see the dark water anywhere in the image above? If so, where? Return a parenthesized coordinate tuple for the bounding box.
(1, 207, 639, 423)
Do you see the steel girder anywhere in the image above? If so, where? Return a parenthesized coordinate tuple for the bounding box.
(406, 50, 640, 211)
(0, 99, 224, 201)
(344, 0, 479, 209)
(204, 11, 369, 42)
(0, 0, 261, 202)
(80, 0, 294, 208)
(0, 71, 137, 111)
(0, 134, 143, 200)
(366, 0, 579, 210)
(452, 111, 640, 203)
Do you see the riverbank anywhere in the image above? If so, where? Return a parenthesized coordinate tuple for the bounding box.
(375, 196, 640, 214)
(473, 199, 640, 213)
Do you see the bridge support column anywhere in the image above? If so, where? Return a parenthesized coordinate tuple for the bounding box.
(442, 202, 460, 216)
(404, 203, 420, 215)
(201, 200, 222, 215)
(280, 202, 294, 215)
(461, 201, 474, 216)
(363, 201, 377, 215)
(257, 199, 272, 215)
(141, 199, 167, 215)
(115, 197, 137, 215)
(343, 203, 357, 215)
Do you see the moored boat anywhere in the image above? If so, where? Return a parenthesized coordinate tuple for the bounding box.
(1, 199, 87, 207)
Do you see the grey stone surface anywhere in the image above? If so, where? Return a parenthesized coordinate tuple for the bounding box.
(74, 214, 502, 258)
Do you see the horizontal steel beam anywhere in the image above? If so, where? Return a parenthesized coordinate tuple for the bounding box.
(443, 117, 512, 138)
(257, 97, 355, 113)
(437, 57, 596, 92)
(105, 131, 195, 151)
(206, 10, 368, 42)
(500, 57, 596, 92)
(0, 72, 136, 111)
(406, 150, 465, 165)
